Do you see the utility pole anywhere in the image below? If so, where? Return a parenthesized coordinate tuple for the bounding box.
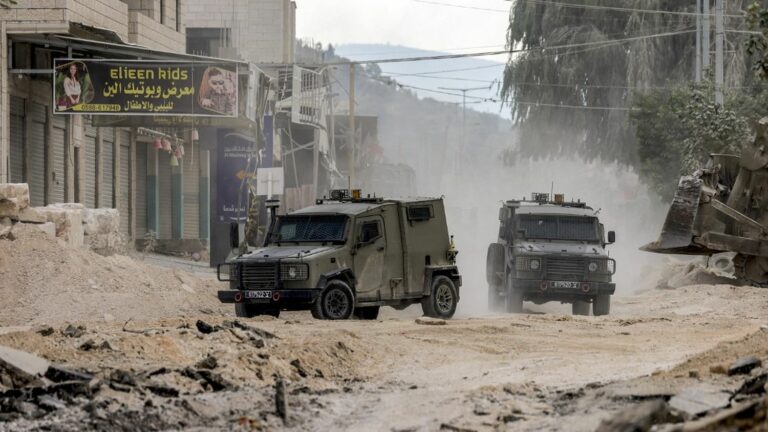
(696, 0, 702, 82)
(348, 63, 356, 189)
(437, 85, 487, 169)
(703, 0, 711, 77)
(715, 0, 724, 105)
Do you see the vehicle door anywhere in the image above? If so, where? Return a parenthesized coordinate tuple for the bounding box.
(353, 216, 386, 301)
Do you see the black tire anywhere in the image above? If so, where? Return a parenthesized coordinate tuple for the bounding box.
(354, 306, 380, 320)
(235, 303, 280, 318)
(572, 300, 590, 316)
(486, 244, 505, 285)
(593, 295, 611, 316)
(421, 276, 458, 319)
(488, 284, 504, 312)
(505, 275, 524, 313)
(311, 280, 355, 320)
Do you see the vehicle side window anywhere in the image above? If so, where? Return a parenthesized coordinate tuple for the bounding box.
(359, 221, 381, 244)
(407, 205, 433, 221)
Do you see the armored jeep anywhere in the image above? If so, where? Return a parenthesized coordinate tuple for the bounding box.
(217, 190, 461, 320)
(486, 193, 616, 316)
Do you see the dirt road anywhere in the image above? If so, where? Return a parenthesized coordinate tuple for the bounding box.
(1, 282, 766, 431)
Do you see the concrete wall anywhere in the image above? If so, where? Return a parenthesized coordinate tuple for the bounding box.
(185, 0, 295, 63)
(0, 0, 130, 40)
(128, 10, 185, 52)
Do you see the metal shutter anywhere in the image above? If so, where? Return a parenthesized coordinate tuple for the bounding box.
(182, 142, 199, 238)
(118, 129, 131, 236)
(158, 150, 172, 239)
(135, 142, 148, 237)
(84, 121, 97, 208)
(50, 115, 66, 204)
(100, 128, 115, 208)
(9, 97, 24, 183)
(28, 103, 46, 207)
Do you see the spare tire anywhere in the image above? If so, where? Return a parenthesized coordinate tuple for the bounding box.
(486, 243, 505, 285)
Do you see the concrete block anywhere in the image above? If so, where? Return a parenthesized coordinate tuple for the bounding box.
(82, 208, 120, 235)
(32, 222, 56, 238)
(0, 345, 50, 388)
(0, 198, 19, 220)
(37, 206, 84, 248)
(18, 207, 46, 223)
(0, 183, 30, 210)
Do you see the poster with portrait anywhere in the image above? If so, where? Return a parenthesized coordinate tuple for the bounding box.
(52, 59, 238, 116)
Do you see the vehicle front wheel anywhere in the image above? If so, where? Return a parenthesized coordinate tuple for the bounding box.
(572, 300, 590, 316)
(421, 276, 458, 319)
(312, 280, 355, 320)
(593, 295, 611, 316)
(353, 306, 380, 320)
(505, 275, 524, 313)
(488, 284, 505, 312)
(235, 303, 280, 318)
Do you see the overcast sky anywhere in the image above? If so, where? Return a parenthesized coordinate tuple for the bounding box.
(295, 0, 510, 59)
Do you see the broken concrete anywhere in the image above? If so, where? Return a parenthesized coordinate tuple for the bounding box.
(0, 345, 50, 388)
(416, 317, 447, 326)
(0, 217, 12, 239)
(17, 207, 46, 224)
(728, 356, 762, 376)
(0, 199, 19, 220)
(82, 208, 119, 235)
(669, 385, 731, 419)
(0, 183, 30, 210)
(36, 205, 84, 248)
(595, 400, 670, 432)
(31, 222, 56, 238)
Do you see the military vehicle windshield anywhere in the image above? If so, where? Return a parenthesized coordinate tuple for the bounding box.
(518, 215, 599, 242)
(272, 215, 348, 244)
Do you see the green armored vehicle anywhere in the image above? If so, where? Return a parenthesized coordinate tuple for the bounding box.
(486, 193, 616, 316)
(218, 190, 461, 320)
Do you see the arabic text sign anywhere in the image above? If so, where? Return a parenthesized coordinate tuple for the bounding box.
(53, 59, 238, 116)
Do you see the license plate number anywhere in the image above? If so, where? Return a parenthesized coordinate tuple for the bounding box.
(244, 290, 272, 299)
(551, 281, 579, 289)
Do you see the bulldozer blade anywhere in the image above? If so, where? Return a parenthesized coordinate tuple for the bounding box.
(641, 176, 703, 254)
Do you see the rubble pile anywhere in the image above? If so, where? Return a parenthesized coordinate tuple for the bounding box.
(0, 183, 122, 254)
(0, 221, 225, 327)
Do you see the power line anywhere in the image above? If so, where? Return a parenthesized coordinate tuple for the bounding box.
(514, 101, 638, 111)
(513, 0, 744, 19)
(412, 0, 508, 13)
(319, 29, 695, 66)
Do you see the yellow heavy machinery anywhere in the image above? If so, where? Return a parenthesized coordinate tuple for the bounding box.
(643, 118, 768, 285)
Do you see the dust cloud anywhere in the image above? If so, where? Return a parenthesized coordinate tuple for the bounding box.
(372, 152, 670, 317)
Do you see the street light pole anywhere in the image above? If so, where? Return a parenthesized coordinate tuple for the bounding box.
(437, 85, 487, 168)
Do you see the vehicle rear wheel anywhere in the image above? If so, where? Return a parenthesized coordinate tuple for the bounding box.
(353, 306, 380, 320)
(593, 295, 611, 316)
(312, 280, 355, 320)
(572, 300, 590, 316)
(235, 303, 280, 318)
(421, 276, 458, 319)
(488, 284, 504, 312)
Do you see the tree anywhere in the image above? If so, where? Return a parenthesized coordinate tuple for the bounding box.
(631, 84, 767, 200)
(502, 0, 752, 165)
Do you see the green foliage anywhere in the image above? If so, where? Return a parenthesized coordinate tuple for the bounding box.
(631, 84, 760, 200)
(0, 0, 17, 8)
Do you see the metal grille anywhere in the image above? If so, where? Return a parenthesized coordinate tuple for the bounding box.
(546, 257, 585, 279)
(241, 263, 278, 289)
(559, 216, 597, 241)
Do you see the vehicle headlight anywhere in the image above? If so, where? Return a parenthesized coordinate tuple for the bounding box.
(607, 259, 615, 274)
(280, 263, 309, 281)
(529, 259, 541, 270)
(588, 262, 598, 272)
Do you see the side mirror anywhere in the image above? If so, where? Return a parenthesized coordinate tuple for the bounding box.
(608, 231, 616, 244)
(229, 222, 240, 249)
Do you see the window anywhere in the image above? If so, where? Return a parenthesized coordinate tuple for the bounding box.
(160, 0, 166, 25)
(273, 215, 348, 243)
(518, 215, 599, 241)
(359, 221, 381, 244)
(407, 205, 433, 221)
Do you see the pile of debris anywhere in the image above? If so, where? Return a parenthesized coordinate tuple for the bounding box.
(0, 183, 123, 255)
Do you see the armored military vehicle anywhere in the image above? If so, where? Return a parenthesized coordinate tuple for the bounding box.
(217, 190, 461, 320)
(486, 193, 616, 316)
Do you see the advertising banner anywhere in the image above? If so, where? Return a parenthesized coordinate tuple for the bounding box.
(53, 59, 238, 117)
(216, 130, 259, 222)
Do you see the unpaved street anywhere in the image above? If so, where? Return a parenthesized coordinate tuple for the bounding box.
(1, 278, 766, 431)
